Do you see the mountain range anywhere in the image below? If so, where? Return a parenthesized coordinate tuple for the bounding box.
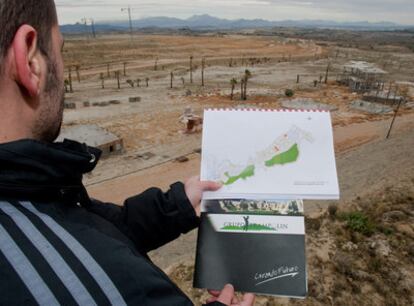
(60, 14, 414, 34)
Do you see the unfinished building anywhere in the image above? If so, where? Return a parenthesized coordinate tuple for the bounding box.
(338, 61, 387, 93)
(57, 125, 124, 157)
(362, 90, 404, 105)
(350, 100, 393, 114)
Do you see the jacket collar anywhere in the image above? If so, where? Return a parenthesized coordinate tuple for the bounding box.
(0, 139, 102, 204)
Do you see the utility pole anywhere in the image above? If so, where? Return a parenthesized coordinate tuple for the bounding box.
(81, 18, 96, 40)
(81, 18, 89, 42)
(386, 98, 403, 139)
(90, 18, 96, 39)
(121, 6, 133, 39)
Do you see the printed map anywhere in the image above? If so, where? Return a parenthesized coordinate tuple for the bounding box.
(205, 125, 314, 185)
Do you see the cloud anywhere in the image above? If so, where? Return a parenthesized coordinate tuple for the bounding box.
(262, 0, 414, 13)
(55, 0, 414, 25)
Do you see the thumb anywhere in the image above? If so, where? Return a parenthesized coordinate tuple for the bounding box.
(217, 284, 235, 305)
(200, 181, 223, 192)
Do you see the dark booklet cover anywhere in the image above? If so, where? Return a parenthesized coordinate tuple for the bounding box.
(194, 199, 307, 298)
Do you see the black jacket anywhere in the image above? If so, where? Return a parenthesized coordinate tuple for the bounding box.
(0, 139, 221, 306)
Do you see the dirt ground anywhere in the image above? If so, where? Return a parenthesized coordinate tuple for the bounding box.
(63, 34, 321, 71)
(61, 33, 414, 305)
(62, 34, 414, 187)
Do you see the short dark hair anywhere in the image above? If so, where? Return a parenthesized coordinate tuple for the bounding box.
(0, 0, 57, 62)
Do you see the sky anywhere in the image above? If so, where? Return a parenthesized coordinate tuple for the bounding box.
(55, 0, 414, 25)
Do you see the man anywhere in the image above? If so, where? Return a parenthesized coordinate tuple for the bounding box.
(0, 1, 255, 305)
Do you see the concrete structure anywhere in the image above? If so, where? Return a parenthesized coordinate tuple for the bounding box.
(338, 61, 387, 93)
(350, 100, 393, 114)
(179, 107, 203, 133)
(57, 125, 123, 157)
(281, 98, 338, 111)
(362, 91, 403, 105)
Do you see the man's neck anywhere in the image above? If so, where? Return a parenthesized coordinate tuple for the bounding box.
(0, 96, 34, 144)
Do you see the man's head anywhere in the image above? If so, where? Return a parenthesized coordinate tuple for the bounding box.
(0, 0, 64, 143)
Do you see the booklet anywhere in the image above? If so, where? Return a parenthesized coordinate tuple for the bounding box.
(200, 109, 339, 200)
(194, 199, 307, 298)
(194, 109, 340, 297)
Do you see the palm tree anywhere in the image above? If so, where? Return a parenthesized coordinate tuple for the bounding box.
(240, 79, 245, 100)
(123, 62, 127, 76)
(154, 57, 158, 71)
(201, 57, 206, 87)
(190, 56, 193, 84)
(75, 65, 81, 83)
(242, 69, 252, 100)
(64, 79, 70, 93)
(116, 71, 120, 89)
(68, 67, 73, 92)
(100, 73, 105, 89)
(324, 62, 331, 84)
(230, 78, 237, 100)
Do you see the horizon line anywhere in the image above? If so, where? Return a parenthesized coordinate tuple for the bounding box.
(59, 14, 414, 27)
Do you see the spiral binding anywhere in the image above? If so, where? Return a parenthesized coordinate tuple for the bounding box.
(205, 108, 329, 113)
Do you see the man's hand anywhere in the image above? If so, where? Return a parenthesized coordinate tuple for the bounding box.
(206, 284, 255, 306)
(184, 176, 222, 217)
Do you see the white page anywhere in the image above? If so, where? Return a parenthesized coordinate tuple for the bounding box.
(201, 109, 340, 200)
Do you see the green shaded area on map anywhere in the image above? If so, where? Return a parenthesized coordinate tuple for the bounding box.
(223, 165, 255, 186)
(265, 143, 299, 167)
(221, 143, 299, 186)
(221, 224, 275, 231)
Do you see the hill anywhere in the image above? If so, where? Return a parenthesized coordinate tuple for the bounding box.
(60, 14, 414, 34)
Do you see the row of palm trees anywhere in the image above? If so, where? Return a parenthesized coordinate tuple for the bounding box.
(230, 69, 252, 101)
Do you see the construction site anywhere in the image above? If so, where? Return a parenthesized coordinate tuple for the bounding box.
(60, 31, 414, 306)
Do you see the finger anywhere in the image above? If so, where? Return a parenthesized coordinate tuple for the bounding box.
(231, 296, 240, 304)
(208, 290, 221, 297)
(200, 181, 223, 191)
(217, 284, 235, 305)
(240, 293, 256, 306)
(206, 297, 218, 303)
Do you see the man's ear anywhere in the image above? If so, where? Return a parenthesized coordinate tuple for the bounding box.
(12, 25, 42, 98)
